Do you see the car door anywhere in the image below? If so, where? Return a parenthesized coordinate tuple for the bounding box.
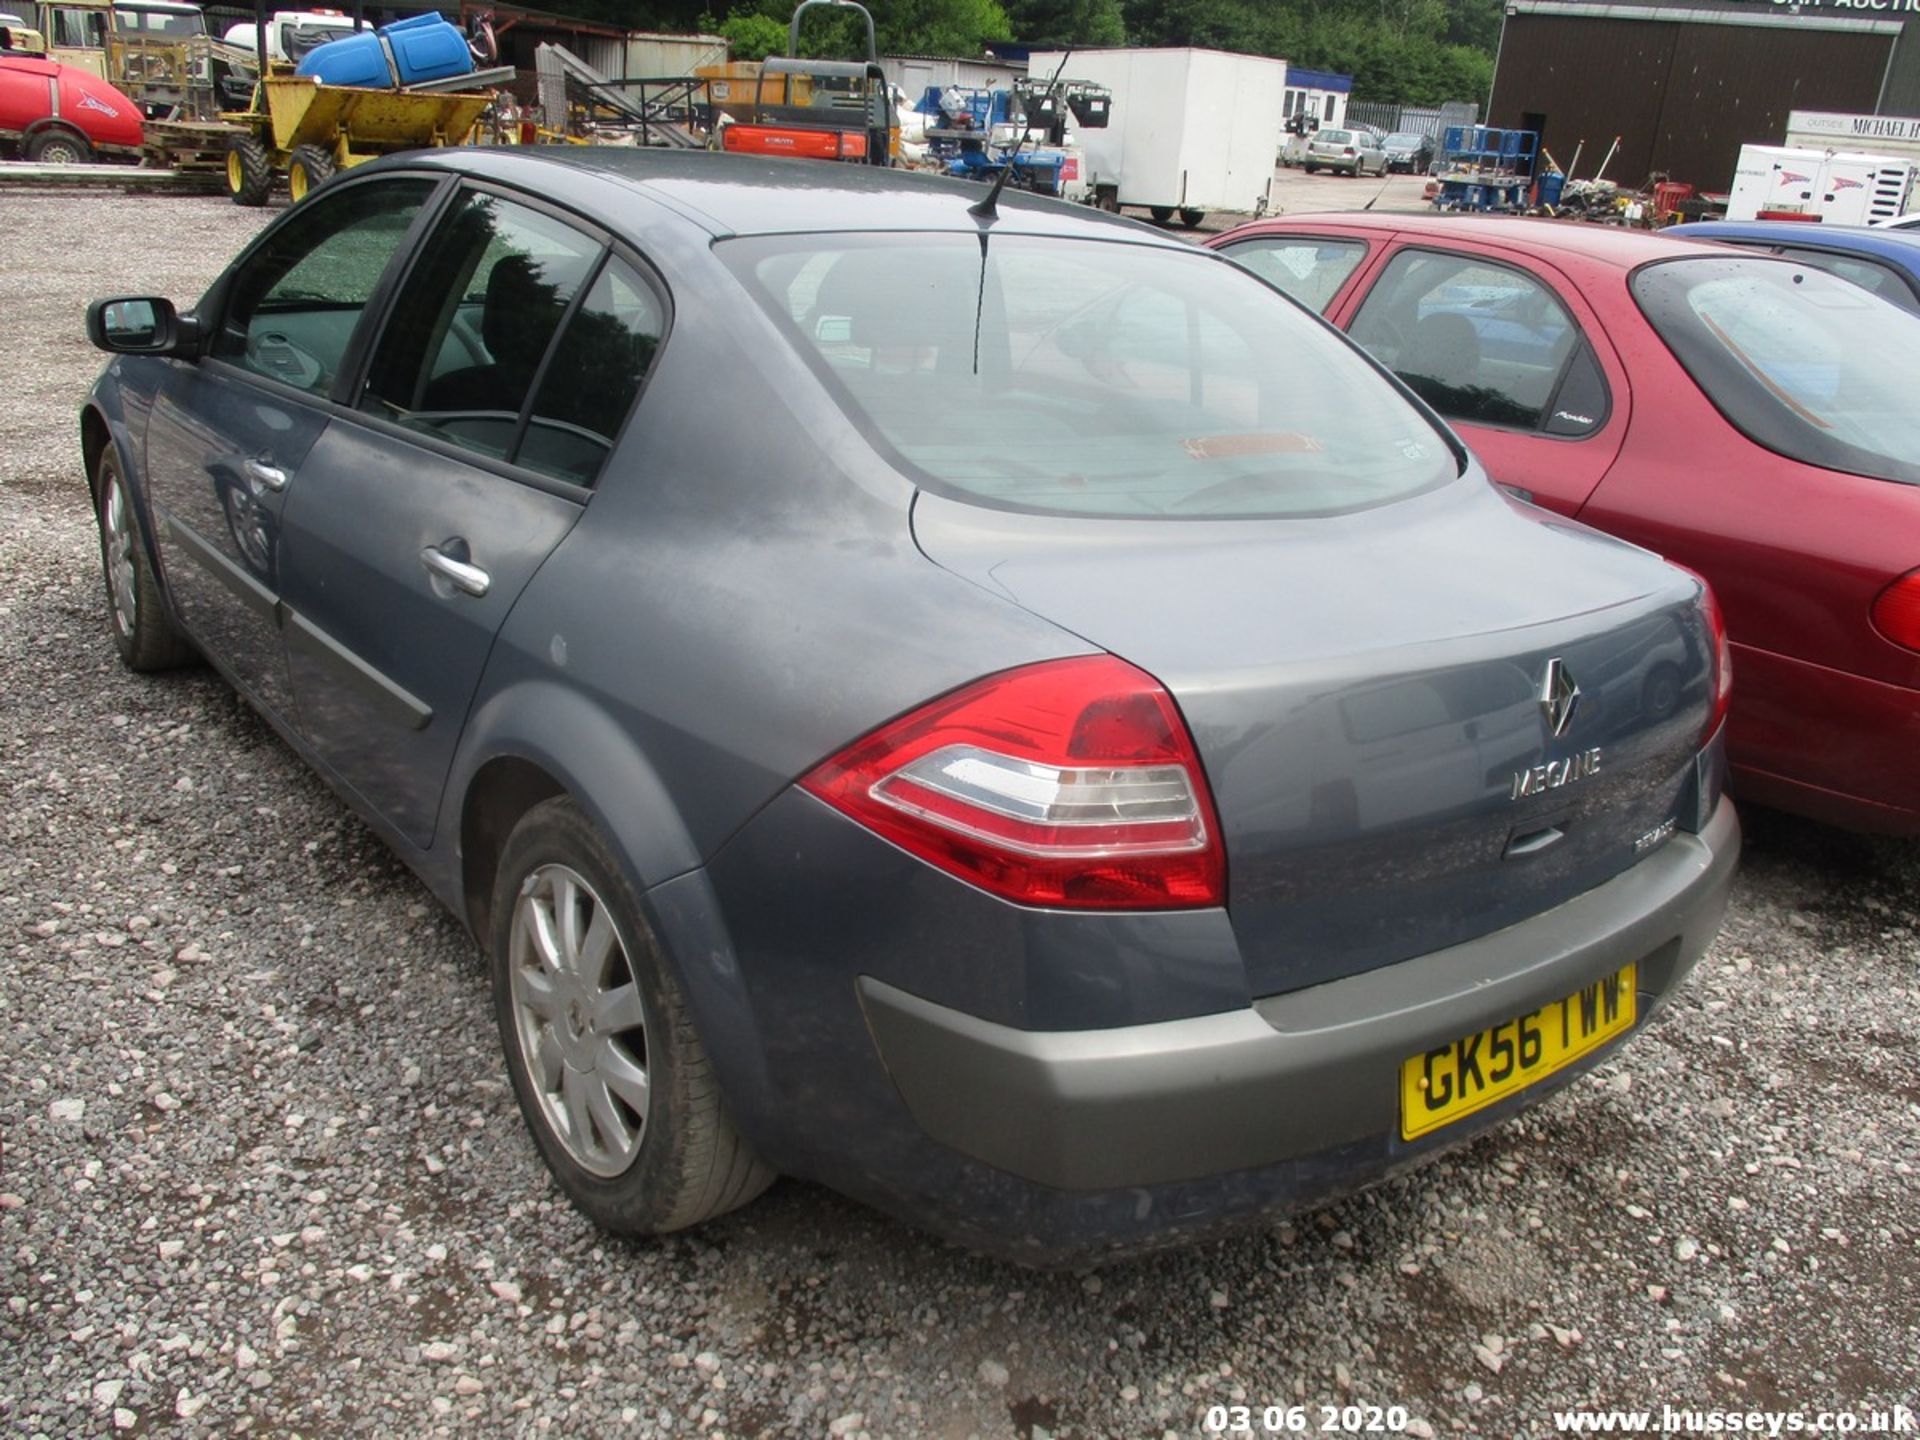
(1329, 242, 1630, 515)
(141, 173, 441, 721)
(273, 183, 667, 849)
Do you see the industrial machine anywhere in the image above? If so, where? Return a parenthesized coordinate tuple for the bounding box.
(135, 8, 509, 204)
(1431, 125, 1541, 213)
(25, 0, 255, 120)
(718, 0, 894, 165)
(918, 76, 1109, 202)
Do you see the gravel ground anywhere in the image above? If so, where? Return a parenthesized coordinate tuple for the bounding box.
(2, 187, 1917, 1440)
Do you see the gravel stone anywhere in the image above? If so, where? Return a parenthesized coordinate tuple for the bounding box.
(2, 188, 1916, 1439)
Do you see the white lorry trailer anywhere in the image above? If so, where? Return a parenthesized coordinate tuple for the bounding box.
(1026, 46, 1285, 225)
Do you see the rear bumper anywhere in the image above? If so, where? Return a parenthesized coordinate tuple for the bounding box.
(860, 796, 1739, 1193)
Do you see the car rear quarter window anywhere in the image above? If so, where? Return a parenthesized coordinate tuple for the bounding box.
(723, 233, 1458, 519)
(1348, 249, 1606, 438)
(1633, 254, 1920, 486)
(210, 176, 435, 397)
(1217, 236, 1367, 314)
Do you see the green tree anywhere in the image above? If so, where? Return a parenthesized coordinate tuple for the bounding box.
(712, 10, 787, 59)
(1002, 0, 1124, 47)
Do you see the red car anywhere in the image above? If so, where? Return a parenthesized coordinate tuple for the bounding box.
(1208, 214, 1920, 834)
(0, 54, 144, 163)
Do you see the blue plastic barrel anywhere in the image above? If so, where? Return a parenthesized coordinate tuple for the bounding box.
(1536, 170, 1566, 207)
(295, 27, 388, 85)
(295, 13, 472, 87)
(384, 13, 472, 85)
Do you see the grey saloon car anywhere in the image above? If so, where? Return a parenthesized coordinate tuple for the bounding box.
(81, 149, 1738, 1263)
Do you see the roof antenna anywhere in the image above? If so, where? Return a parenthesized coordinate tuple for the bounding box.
(971, 47, 1072, 220)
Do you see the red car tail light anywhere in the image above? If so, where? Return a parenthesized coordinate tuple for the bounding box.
(801, 655, 1226, 910)
(1675, 566, 1732, 738)
(1871, 568, 1920, 653)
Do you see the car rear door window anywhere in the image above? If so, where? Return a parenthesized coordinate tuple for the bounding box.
(1348, 250, 1606, 437)
(517, 256, 665, 486)
(1218, 237, 1367, 313)
(210, 176, 435, 398)
(359, 189, 602, 466)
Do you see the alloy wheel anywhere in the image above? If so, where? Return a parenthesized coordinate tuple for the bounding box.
(101, 470, 137, 639)
(507, 863, 652, 1177)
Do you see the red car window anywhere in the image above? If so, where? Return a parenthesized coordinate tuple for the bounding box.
(1216, 236, 1369, 314)
(1347, 248, 1607, 438)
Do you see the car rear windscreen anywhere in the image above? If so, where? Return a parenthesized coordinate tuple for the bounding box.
(1633, 254, 1920, 486)
(722, 233, 1459, 518)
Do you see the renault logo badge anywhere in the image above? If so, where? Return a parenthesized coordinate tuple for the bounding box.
(1540, 657, 1581, 737)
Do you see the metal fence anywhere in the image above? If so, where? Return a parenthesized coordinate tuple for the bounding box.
(1347, 100, 1479, 140)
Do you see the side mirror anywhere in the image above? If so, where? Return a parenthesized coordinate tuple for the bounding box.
(85, 296, 201, 357)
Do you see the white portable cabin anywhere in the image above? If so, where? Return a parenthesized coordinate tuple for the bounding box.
(1726, 142, 1914, 225)
(1026, 46, 1286, 220)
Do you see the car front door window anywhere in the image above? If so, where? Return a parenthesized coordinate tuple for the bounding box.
(211, 177, 437, 397)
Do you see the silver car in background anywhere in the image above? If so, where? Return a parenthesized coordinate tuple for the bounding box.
(1304, 126, 1388, 177)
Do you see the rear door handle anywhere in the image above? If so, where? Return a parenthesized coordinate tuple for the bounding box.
(421, 546, 491, 598)
(245, 458, 289, 491)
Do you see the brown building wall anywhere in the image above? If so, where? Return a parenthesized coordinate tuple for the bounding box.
(1490, 15, 1893, 190)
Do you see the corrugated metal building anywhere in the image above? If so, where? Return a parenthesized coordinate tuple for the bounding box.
(1488, 0, 1916, 191)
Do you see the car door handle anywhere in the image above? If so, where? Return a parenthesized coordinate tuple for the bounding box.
(421, 546, 491, 598)
(245, 458, 289, 491)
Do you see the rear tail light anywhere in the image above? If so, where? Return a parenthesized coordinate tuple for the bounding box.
(1870, 567, 1920, 653)
(801, 655, 1226, 910)
(1676, 565, 1732, 739)
(1342, 147, 1356, 156)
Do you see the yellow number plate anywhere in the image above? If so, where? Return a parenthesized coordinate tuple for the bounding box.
(1400, 962, 1637, 1141)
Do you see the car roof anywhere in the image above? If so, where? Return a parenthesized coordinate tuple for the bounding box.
(1219, 212, 1726, 269)
(394, 147, 1186, 245)
(1665, 219, 1920, 267)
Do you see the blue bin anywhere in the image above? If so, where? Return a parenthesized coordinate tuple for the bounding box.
(383, 13, 472, 85)
(295, 13, 471, 87)
(295, 27, 388, 85)
(1536, 170, 1566, 207)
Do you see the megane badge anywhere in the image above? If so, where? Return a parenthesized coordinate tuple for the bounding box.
(1539, 657, 1580, 737)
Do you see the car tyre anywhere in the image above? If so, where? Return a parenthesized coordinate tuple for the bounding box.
(1148, 205, 1174, 224)
(27, 127, 93, 165)
(491, 797, 775, 1235)
(1178, 207, 1205, 227)
(227, 135, 273, 207)
(94, 447, 193, 672)
(287, 144, 335, 202)
(1304, 163, 1318, 174)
